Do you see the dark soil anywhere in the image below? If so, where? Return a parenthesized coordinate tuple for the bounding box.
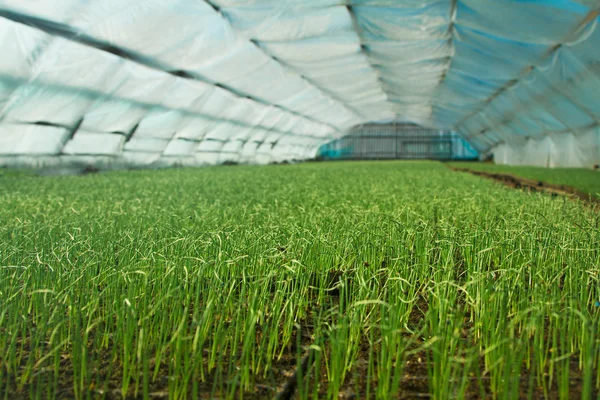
(3, 314, 597, 399)
(3, 268, 597, 399)
(450, 167, 600, 209)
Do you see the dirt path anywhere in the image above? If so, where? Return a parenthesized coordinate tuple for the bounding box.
(449, 167, 600, 209)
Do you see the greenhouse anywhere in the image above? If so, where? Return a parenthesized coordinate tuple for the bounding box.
(1, 0, 600, 399)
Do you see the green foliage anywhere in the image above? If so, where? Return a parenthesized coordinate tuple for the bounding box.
(0, 161, 598, 399)
(448, 162, 600, 197)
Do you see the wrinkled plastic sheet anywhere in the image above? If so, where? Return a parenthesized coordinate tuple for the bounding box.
(491, 126, 599, 168)
(0, 0, 599, 167)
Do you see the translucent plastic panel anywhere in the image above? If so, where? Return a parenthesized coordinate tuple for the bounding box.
(108, 64, 177, 106)
(458, 0, 591, 44)
(219, 5, 352, 41)
(0, 124, 68, 155)
(213, 0, 343, 7)
(0, 0, 81, 22)
(227, 59, 305, 103)
(221, 140, 243, 154)
(217, 98, 271, 126)
(1, 35, 122, 124)
(195, 42, 271, 82)
(239, 141, 260, 160)
(354, 4, 450, 41)
(277, 89, 333, 119)
(124, 138, 168, 153)
(0, 20, 47, 79)
(492, 128, 599, 168)
(367, 39, 451, 64)
(518, 68, 595, 130)
(455, 26, 548, 67)
(541, 48, 600, 120)
(197, 140, 225, 152)
(134, 111, 182, 139)
(550, 133, 587, 167)
(262, 36, 360, 62)
(160, 79, 213, 111)
(0, 0, 599, 168)
(437, 71, 500, 105)
(3, 84, 94, 126)
(351, 0, 447, 6)
(80, 101, 148, 134)
(203, 123, 240, 142)
(76, 0, 240, 70)
(31, 38, 121, 94)
(63, 132, 125, 155)
(173, 117, 215, 140)
(451, 41, 526, 80)
(162, 139, 197, 156)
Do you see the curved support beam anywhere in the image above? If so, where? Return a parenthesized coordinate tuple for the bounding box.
(203, 0, 363, 121)
(454, 9, 600, 130)
(0, 8, 341, 133)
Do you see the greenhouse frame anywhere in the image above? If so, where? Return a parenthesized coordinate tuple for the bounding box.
(1, 1, 600, 400)
(0, 0, 598, 168)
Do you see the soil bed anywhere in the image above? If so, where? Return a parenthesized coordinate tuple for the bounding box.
(450, 167, 600, 209)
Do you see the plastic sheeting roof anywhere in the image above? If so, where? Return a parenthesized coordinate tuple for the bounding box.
(0, 0, 599, 167)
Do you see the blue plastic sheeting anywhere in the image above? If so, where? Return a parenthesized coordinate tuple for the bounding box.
(0, 0, 598, 168)
(436, 0, 599, 166)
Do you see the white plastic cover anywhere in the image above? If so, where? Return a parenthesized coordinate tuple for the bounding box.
(0, 0, 598, 168)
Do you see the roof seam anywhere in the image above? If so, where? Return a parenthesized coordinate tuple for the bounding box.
(0, 8, 340, 133)
(250, 39, 371, 120)
(0, 74, 330, 141)
(163, 95, 328, 158)
(429, 0, 458, 125)
(59, 117, 85, 155)
(345, 3, 392, 115)
(202, 0, 365, 121)
(463, 51, 600, 142)
(482, 122, 599, 144)
(466, 65, 600, 142)
(453, 8, 600, 131)
(0, 5, 86, 121)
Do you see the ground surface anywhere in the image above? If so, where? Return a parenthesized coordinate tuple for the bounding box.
(447, 162, 600, 198)
(1, 161, 599, 399)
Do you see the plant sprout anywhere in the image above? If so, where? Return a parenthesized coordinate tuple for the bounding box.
(0, 161, 598, 399)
